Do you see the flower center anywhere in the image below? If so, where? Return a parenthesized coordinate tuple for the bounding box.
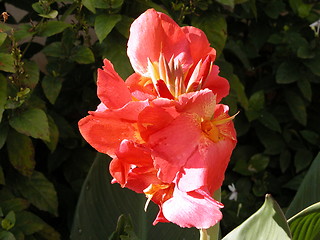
(147, 53, 214, 99)
(143, 183, 174, 211)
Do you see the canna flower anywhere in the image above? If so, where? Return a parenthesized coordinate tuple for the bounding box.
(78, 8, 237, 229)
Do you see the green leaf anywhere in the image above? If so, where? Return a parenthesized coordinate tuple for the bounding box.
(0, 198, 30, 213)
(286, 152, 320, 218)
(0, 122, 9, 150)
(71, 153, 198, 240)
(304, 56, 320, 77)
(37, 21, 71, 37)
(0, 74, 7, 122)
(92, 0, 124, 9)
(0, 32, 7, 47)
(288, 202, 320, 240)
(280, 149, 291, 173)
(285, 90, 307, 126)
(259, 111, 281, 132)
(0, 231, 16, 240)
(256, 125, 285, 155)
(109, 214, 139, 240)
(41, 76, 62, 104)
(115, 16, 134, 39)
(248, 154, 270, 173)
(13, 171, 58, 216)
(0, 166, 5, 185)
(95, 14, 122, 43)
(14, 24, 34, 42)
(1, 211, 15, 230)
(297, 78, 312, 101)
(222, 195, 292, 240)
(276, 62, 300, 84)
(216, 0, 235, 8)
(13, 211, 45, 235)
(7, 130, 35, 177)
(42, 42, 65, 57)
(44, 115, 59, 153)
(22, 61, 39, 89)
(9, 108, 50, 141)
(82, 0, 96, 13)
(192, 14, 227, 57)
(39, 10, 58, 19)
(246, 91, 265, 121)
(300, 130, 319, 146)
(70, 46, 95, 64)
(36, 221, 60, 240)
(294, 148, 313, 173)
(0, 53, 15, 73)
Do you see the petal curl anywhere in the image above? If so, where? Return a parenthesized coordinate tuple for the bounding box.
(97, 59, 132, 108)
(162, 188, 223, 228)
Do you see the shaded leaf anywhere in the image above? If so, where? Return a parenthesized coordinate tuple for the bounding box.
(7, 130, 35, 177)
(192, 14, 227, 57)
(44, 115, 59, 153)
(297, 78, 312, 101)
(13, 171, 58, 216)
(1, 211, 15, 231)
(95, 14, 122, 43)
(42, 42, 65, 57)
(0, 32, 7, 47)
(222, 195, 291, 240)
(109, 214, 139, 240)
(0, 122, 9, 150)
(70, 153, 198, 240)
(14, 24, 34, 42)
(82, 0, 96, 13)
(0, 231, 15, 240)
(288, 202, 320, 240)
(22, 61, 39, 89)
(0, 53, 15, 73)
(0, 198, 30, 213)
(285, 90, 307, 126)
(37, 21, 71, 37)
(276, 62, 300, 84)
(9, 108, 50, 141)
(41, 76, 62, 104)
(0, 166, 4, 185)
(13, 211, 45, 235)
(248, 154, 270, 173)
(259, 111, 281, 132)
(0, 74, 7, 122)
(294, 148, 313, 173)
(286, 152, 320, 218)
(70, 46, 95, 64)
(280, 149, 291, 173)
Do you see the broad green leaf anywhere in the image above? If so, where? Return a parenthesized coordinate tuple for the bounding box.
(297, 45, 315, 59)
(37, 21, 71, 37)
(288, 202, 320, 240)
(0, 74, 7, 122)
(0, 53, 15, 73)
(42, 42, 65, 57)
(192, 14, 227, 57)
(304, 56, 320, 77)
(289, 0, 312, 18)
(300, 130, 319, 146)
(32, 2, 44, 13)
(116, 16, 134, 39)
(0, 198, 30, 213)
(36, 221, 60, 240)
(7, 130, 35, 177)
(216, 0, 234, 8)
(0, 231, 15, 240)
(264, 0, 285, 19)
(71, 153, 198, 240)
(22, 61, 39, 89)
(248, 154, 270, 173)
(286, 153, 320, 218)
(297, 78, 312, 101)
(41, 76, 62, 104)
(1, 211, 15, 230)
(13, 171, 58, 216)
(294, 148, 313, 173)
(229, 74, 248, 110)
(14, 24, 34, 42)
(82, 0, 96, 13)
(222, 195, 292, 240)
(246, 91, 265, 121)
(95, 14, 122, 43)
(276, 62, 300, 84)
(70, 46, 95, 64)
(259, 111, 281, 132)
(9, 108, 50, 141)
(256, 125, 285, 155)
(44, 115, 59, 153)
(285, 90, 307, 126)
(280, 149, 291, 173)
(93, 0, 124, 9)
(13, 211, 45, 235)
(0, 32, 7, 47)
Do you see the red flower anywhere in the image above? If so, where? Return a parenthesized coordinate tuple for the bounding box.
(78, 8, 236, 229)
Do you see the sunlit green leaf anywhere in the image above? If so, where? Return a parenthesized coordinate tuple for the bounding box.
(7, 130, 35, 177)
(9, 108, 50, 141)
(39, 10, 58, 19)
(286, 153, 320, 218)
(0, 32, 7, 47)
(288, 202, 320, 240)
(95, 14, 122, 43)
(222, 195, 292, 240)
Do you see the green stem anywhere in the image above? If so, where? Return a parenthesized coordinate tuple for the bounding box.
(199, 188, 221, 240)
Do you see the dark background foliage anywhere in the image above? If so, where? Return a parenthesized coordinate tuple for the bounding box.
(0, 0, 319, 239)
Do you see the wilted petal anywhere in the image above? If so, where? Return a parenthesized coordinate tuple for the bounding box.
(162, 188, 223, 228)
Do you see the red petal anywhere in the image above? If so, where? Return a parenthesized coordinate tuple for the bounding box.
(97, 59, 132, 109)
(162, 188, 223, 228)
(202, 65, 230, 103)
(126, 73, 157, 100)
(127, 9, 192, 75)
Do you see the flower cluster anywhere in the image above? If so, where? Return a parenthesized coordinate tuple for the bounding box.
(78, 9, 237, 229)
